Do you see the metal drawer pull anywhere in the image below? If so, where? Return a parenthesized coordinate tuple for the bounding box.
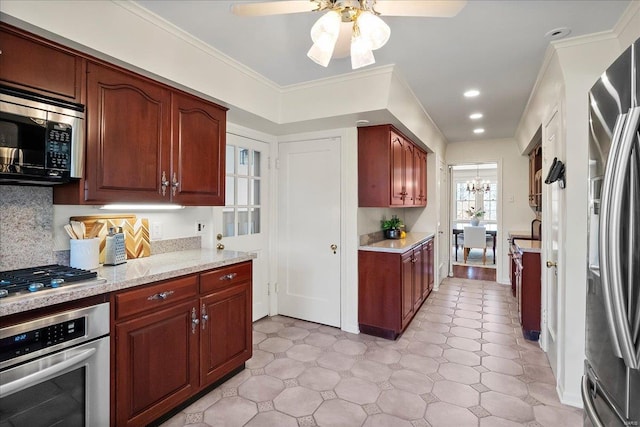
(219, 273, 237, 281)
(191, 307, 199, 334)
(147, 290, 175, 301)
(201, 303, 208, 330)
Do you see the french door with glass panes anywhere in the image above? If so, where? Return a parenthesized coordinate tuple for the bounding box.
(214, 133, 270, 320)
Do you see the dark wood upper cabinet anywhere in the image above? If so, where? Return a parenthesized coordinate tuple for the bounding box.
(55, 61, 227, 205)
(84, 62, 171, 203)
(171, 92, 226, 205)
(0, 24, 84, 103)
(358, 125, 427, 207)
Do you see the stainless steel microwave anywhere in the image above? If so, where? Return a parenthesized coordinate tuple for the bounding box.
(0, 86, 84, 185)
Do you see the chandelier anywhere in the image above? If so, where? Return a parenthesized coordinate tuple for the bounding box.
(307, 0, 391, 69)
(466, 166, 491, 194)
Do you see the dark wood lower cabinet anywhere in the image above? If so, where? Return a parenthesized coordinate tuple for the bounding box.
(518, 251, 541, 340)
(359, 238, 434, 339)
(115, 300, 198, 427)
(112, 261, 252, 426)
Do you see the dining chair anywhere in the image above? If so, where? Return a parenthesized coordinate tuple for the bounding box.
(463, 226, 487, 264)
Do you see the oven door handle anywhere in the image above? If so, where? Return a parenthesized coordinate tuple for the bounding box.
(0, 348, 96, 397)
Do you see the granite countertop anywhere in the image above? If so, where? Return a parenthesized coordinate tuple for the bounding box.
(514, 239, 542, 253)
(359, 232, 435, 254)
(1, 249, 256, 317)
(509, 230, 532, 239)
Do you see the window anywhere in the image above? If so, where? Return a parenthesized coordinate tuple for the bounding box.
(223, 145, 261, 237)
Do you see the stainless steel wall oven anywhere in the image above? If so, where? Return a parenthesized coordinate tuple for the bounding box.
(0, 303, 109, 426)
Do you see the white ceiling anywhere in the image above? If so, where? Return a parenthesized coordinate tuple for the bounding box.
(134, 0, 630, 143)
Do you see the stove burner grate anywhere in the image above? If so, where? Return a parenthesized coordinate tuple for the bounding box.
(0, 264, 98, 297)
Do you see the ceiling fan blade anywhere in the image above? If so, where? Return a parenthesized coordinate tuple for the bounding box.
(373, 0, 467, 17)
(231, 1, 320, 16)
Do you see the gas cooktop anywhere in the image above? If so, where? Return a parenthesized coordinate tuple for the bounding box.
(0, 264, 101, 298)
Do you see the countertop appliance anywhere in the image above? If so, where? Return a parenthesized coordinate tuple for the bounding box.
(0, 302, 110, 426)
(0, 264, 104, 299)
(583, 37, 640, 426)
(0, 86, 84, 185)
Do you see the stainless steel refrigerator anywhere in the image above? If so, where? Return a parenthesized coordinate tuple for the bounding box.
(583, 37, 640, 427)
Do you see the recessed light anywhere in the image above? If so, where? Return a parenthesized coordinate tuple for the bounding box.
(469, 113, 483, 120)
(545, 27, 571, 40)
(464, 89, 480, 98)
(473, 128, 485, 134)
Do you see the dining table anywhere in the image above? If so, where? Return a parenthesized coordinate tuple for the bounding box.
(452, 223, 498, 264)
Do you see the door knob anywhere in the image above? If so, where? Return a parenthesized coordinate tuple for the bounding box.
(546, 260, 557, 268)
(330, 244, 338, 254)
(216, 243, 225, 250)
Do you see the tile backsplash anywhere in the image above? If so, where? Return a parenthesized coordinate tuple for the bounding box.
(0, 186, 55, 270)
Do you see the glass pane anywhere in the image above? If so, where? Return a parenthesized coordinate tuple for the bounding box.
(238, 148, 249, 176)
(226, 145, 235, 174)
(223, 208, 235, 237)
(252, 150, 261, 177)
(251, 208, 261, 234)
(225, 177, 235, 206)
(238, 208, 249, 236)
(238, 177, 249, 205)
(251, 179, 261, 205)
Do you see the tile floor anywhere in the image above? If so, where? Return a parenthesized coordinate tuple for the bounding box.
(161, 277, 583, 426)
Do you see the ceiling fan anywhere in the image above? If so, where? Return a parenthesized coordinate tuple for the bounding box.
(231, 1, 467, 69)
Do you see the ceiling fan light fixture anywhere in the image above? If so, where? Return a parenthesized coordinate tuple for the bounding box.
(350, 30, 375, 69)
(308, 10, 341, 66)
(307, 41, 334, 67)
(356, 11, 390, 50)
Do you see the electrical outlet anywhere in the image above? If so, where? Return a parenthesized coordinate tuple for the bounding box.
(151, 222, 162, 240)
(195, 221, 205, 233)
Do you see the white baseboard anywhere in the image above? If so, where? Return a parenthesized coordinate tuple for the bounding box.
(557, 383, 583, 408)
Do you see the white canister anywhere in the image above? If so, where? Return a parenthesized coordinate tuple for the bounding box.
(70, 238, 100, 270)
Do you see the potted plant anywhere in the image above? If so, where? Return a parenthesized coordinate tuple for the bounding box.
(465, 207, 485, 226)
(381, 215, 403, 239)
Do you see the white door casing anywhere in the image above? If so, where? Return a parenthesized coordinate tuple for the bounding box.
(277, 137, 341, 327)
(542, 108, 561, 376)
(437, 157, 449, 286)
(214, 131, 271, 321)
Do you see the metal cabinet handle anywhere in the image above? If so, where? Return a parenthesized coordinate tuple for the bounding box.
(191, 307, 199, 334)
(161, 171, 169, 196)
(219, 273, 237, 281)
(201, 303, 208, 330)
(171, 172, 179, 196)
(147, 290, 174, 301)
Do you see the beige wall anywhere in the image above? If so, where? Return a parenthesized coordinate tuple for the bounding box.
(445, 138, 533, 283)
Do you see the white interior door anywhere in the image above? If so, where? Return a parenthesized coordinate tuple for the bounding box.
(437, 158, 449, 285)
(214, 133, 270, 321)
(542, 109, 560, 375)
(277, 137, 341, 327)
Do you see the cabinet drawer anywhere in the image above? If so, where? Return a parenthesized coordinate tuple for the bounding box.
(200, 262, 252, 293)
(114, 275, 198, 320)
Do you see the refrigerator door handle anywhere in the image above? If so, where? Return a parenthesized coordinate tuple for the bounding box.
(606, 106, 640, 369)
(599, 112, 629, 360)
(581, 375, 606, 427)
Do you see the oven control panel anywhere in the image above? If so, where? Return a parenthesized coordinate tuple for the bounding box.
(0, 317, 85, 363)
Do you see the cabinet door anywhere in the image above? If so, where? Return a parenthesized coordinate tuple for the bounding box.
(412, 248, 424, 311)
(390, 132, 405, 206)
(171, 92, 226, 205)
(0, 26, 83, 102)
(401, 252, 414, 329)
(200, 282, 252, 386)
(421, 241, 434, 299)
(414, 150, 427, 206)
(85, 62, 171, 202)
(403, 142, 415, 205)
(115, 300, 198, 427)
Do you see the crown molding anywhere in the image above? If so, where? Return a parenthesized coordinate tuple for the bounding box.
(613, 0, 640, 38)
(114, 1, 281, 92)
(550, 30, 617, 50)
(280, 63, 396, 92)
